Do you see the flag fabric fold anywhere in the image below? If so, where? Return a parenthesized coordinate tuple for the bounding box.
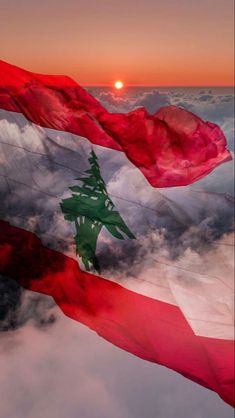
(0, 220, 234, 407)
(0, 60, 231, 188)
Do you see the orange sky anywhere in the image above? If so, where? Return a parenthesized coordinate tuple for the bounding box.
(1, 0, 234, 86)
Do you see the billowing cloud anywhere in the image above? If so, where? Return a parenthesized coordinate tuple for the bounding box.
(0, 276, 56, 332)
(96, 89, 170, 113)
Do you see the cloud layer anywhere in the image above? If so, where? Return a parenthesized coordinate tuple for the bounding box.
(0, 309, 233, 418)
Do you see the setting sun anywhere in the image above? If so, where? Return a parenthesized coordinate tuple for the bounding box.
(114, 80, 124, 89)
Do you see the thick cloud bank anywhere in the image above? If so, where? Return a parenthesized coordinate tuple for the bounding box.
(0, 309, 234, 418)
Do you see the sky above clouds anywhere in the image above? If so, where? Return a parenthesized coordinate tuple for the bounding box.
(0, 87, 234, 418)
(0, 0, 234, 85)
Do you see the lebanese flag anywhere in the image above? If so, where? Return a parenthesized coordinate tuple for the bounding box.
(0, 60, 234, 407)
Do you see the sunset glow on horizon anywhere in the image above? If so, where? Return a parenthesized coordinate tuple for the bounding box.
(0, 0, 234, 86)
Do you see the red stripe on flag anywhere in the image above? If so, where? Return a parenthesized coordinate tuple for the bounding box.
(0, 220, 234, 406)
(0, 60, 232, 188)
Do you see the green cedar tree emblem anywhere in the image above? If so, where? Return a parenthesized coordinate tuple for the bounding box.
(60, 149, 135, 272)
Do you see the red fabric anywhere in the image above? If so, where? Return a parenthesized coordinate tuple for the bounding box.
(0, 220, 234, 407)
(0, 60, 232, 187)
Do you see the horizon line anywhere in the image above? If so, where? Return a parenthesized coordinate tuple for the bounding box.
(83, 84, 234, 88)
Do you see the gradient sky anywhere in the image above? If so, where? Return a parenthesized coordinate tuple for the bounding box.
(0, 0, 234, 85)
